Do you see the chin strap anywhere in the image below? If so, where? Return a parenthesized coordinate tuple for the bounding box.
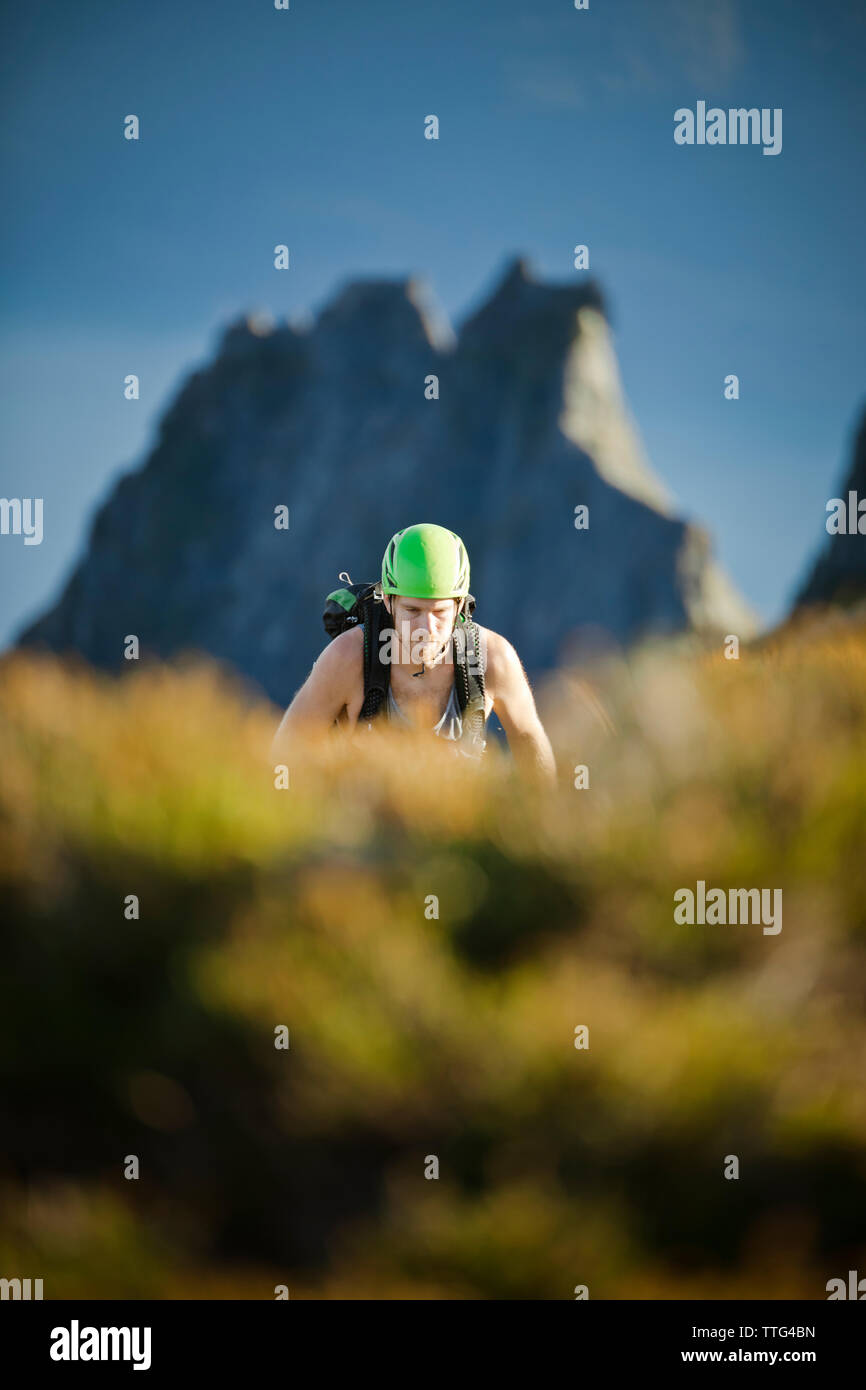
(412, 636, 449, 678)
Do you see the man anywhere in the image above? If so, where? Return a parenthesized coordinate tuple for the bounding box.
(272, 523, 556, 782)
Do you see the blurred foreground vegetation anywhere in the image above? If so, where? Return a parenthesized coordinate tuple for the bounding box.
(1, 615, 865, 1299)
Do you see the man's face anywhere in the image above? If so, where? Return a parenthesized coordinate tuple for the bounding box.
(386, 595, 458, 665)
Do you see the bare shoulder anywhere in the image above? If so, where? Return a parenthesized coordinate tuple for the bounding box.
(271, 627, 365, 750)
(308, 624, 364, 697)
(473, 625, 525, 696)
(290, 624, 364, 718)
(317, 624, 365, 675)
(473, 625, 547, 747)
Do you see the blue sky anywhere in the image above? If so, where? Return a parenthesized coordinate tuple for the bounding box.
(2, 0, 864, 646)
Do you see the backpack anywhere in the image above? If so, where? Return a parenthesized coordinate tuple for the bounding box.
(322, 572, 487, 742)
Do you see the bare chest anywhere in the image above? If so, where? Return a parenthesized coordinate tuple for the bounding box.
(390, 665, 455, 711)
(341, 635, 495, 728)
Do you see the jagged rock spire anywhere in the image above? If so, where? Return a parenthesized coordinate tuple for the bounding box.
(17, 258, 755, 700)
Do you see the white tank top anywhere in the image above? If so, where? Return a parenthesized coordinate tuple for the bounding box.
(386, 677, 485, 757)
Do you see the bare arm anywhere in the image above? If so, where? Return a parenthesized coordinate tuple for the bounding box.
(270, 628, 362, 763)
(486, 632, 557, 785)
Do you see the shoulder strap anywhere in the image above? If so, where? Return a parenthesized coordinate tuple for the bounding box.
(362, 605, 486, 735)
(452, 619, 486, 745)
(360, 590, 392, 722)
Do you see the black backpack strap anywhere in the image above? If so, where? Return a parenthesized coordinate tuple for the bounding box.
(360, 599, 486, 740)
(360, 589, 392, 722)
(453, 618, 487, 746)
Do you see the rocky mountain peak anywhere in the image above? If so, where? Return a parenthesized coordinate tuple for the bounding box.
(457, 255, 606, 354)
(17, 258, 756, 705)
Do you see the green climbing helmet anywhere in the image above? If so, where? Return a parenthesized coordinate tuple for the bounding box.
(381, 523, 470, 599)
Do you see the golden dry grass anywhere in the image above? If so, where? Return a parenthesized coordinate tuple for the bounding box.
(1, 616, 864, 1298)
